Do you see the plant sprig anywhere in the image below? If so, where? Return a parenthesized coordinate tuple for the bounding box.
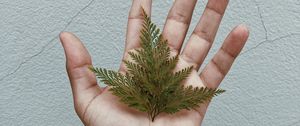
(89, 9, 225, 121)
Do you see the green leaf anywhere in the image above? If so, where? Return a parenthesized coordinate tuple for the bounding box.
(89, 8, 225, 121)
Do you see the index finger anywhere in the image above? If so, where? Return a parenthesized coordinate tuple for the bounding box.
(119, 0, 152, 72)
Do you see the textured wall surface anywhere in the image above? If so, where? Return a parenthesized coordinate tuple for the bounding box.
(1, 0, 300, 125)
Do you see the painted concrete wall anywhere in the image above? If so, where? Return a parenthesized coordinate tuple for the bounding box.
(1, 0, 299, 125)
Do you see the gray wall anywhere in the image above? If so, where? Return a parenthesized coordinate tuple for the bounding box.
(1, 0, 299, 125)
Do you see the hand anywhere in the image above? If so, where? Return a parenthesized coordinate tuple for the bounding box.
(60, 0, 249, 125)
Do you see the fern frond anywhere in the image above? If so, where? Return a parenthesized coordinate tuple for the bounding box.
(163, 86, 225, 114)
(90, 8, 225, 122)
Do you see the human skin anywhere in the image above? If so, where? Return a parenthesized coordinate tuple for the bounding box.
(59, 0, 249, 126)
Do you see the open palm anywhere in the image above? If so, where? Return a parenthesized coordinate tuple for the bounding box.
(60, 0, 249, 126)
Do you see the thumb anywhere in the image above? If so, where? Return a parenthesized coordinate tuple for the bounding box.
(60, 32, 102, 117)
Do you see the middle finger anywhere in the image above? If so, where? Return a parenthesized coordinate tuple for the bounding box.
(181, 0, 229, 70)
(162, 0, 198, 54)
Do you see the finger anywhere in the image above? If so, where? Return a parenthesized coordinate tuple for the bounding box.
(162, 0, 197, 54)
(120, 0, 152, 72)
(195, 25, 249, 120)
(60, 32, 101, 116)
(181, 0, 229, 70)
(200, 24, 249, 88)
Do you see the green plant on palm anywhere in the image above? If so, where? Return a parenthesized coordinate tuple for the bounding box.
(89, 9, 225, 121)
